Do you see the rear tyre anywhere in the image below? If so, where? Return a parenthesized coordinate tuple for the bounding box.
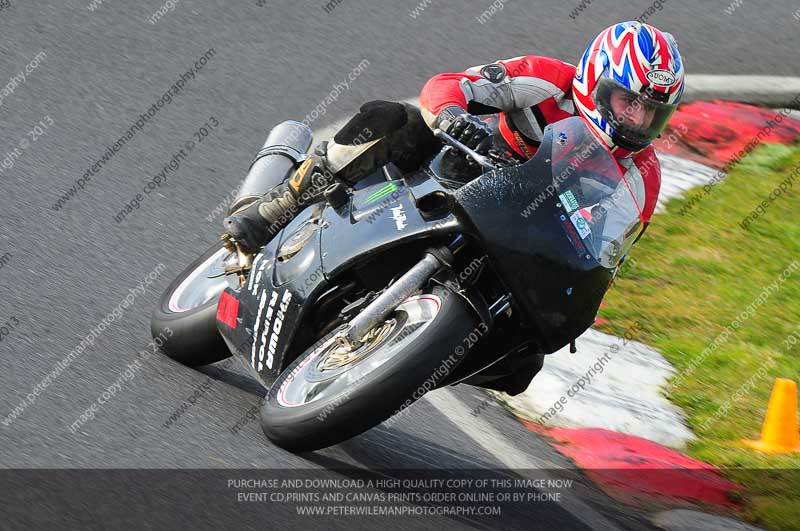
(151, 244, 235, 366)
(260, 285, 480, 452)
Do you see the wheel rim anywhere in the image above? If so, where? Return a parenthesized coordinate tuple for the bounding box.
(167, 247, 233, 313)
(276, 295, 442, 408)
(312, 319, 398, 376)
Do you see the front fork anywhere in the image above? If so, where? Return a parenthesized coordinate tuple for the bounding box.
(334, 237, 511, 353)
(335, 247, 454, 351)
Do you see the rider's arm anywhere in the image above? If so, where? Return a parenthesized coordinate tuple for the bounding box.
(419, 55, 577, 128)
(630, 146, 661, 243)
(632, 146, 661, 225)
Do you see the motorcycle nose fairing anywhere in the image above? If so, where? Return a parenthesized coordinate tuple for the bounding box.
(453, 117, 644, 353)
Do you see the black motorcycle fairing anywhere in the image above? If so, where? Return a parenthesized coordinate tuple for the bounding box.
(320, 180, 460, 280)
(217, 179, 465, 388)
(453, 117, 620, 354)
(217, 203, 329, 388)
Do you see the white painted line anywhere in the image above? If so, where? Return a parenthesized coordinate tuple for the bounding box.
(653, 509, 764, 531)
(502, 329, 696, 449)
(425, 388, 564, 469)
(425, 388, 625, 531)
(656, 153, 720, 212)
(683, 75, 800, 106)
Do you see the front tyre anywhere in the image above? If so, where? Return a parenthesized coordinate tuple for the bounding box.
(261, 286, 480, 452)
(151, 243, 237, 366)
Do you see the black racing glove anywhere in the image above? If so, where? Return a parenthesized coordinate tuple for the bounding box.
(436, 106, 493, 154)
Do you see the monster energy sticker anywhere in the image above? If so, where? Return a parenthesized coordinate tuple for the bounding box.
(366, 183, 398, 204)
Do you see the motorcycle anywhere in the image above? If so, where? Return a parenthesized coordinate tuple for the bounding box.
(151, 113, 645, 452)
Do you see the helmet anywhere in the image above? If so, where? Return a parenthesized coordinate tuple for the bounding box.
(572, 21, 684, 155)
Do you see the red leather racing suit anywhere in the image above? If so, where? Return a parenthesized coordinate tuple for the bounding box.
(419, 55, 661, 224)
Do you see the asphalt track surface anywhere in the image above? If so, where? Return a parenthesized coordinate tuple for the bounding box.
(0, 0, 797, 529)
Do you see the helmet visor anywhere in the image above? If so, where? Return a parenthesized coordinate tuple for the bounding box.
(595, 77, 677, 150)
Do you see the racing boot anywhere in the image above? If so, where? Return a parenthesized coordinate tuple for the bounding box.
(222, 130, 390, 254)
(223, 149, 333, 254)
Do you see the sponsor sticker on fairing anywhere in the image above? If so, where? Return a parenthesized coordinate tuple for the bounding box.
(569, 210, 592, 239)
(390, 204, 408, 231)
(559, 190, 580, 213)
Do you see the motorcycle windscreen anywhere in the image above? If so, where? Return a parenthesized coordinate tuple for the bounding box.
(550, 119, 644, 268)
(453, 116, 643, 353)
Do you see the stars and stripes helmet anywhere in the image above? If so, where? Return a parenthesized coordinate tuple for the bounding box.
(573, 21, 685, 156)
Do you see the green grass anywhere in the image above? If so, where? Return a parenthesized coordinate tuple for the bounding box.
(598, 143, 800, 531)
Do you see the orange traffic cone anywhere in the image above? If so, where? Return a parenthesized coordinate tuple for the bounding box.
(742, 378, 800, 454)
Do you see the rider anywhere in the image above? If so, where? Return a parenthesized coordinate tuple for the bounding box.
(223, 21, 684, 253)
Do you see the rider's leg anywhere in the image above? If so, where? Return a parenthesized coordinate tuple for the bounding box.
(223, 101, 439, 253)
(221, 141, 378, 254)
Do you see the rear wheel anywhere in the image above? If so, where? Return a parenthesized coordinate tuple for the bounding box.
(260, 285, 480, 452)
(151, 243, 238, 366)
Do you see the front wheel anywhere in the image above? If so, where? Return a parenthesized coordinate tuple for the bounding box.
(260, 285, 481, 452)
(151, 243, 238, 366)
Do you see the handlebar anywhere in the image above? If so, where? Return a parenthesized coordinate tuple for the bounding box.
(433, 129, 497, 170)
